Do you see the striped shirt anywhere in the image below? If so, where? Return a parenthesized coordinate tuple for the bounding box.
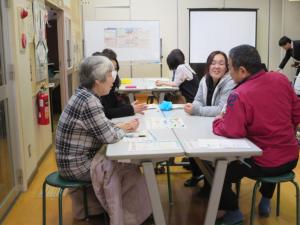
(55, 87, 125, 180)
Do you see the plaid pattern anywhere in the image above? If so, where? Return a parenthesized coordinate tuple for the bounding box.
(55, 87, 125, 180)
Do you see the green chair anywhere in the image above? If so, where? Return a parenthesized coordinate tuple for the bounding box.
(249, 171, 300, 225)
(42, 171, 99, 225)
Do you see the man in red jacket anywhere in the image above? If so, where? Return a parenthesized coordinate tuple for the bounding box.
(213, 45, 300, 225)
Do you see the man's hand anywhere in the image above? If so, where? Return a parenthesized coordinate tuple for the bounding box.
(132, 101, 147, 115)
(215, 112, 225, 120)
(184, 103, 193, 115)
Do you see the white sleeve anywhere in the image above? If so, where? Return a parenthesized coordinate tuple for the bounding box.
(173, 65, 193, 86)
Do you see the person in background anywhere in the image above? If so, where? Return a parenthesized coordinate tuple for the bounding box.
(183, 51, 235, 194)
(56, 56, 152, 225)
(278, 36, 300, 95)
(278, 36, 300, 76)
(213, 45, 300, 225)
(92, 49, 147, 119)
(155, 49, 200, 103)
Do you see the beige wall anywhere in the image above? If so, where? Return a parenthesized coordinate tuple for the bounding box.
(8, 0, 83, 189)
(280, 0, 300, 80)
(8, 0, 300, 189)
(10, 0, 39, 187)
(83, 0, 300, 81)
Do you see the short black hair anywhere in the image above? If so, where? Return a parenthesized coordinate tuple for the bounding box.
(166, 49, 185, 70)
(102, 48, 117, 60)
(279, 36, 291, 46)
(229, 45, 262, 75)
(102, 48, 120, 71)
(92, 51, 104, 56)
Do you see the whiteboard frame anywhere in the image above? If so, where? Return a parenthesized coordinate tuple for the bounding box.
(84, 20, 161, 62)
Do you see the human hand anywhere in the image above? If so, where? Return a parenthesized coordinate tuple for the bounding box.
(184, 103, 193, 114)
(155, 80, 163, 86)
(118, 118, 139, 133)
(132, 101, 148, 114)
(215, 112, 224, 120)
(291, 62, 300, 68)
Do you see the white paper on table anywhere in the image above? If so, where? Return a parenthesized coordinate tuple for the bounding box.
(147, 104, 159, 109)
(172, 104, 185, 109)
(146, 117, 185, 129)
(128, 141, 181, 152)
(168, 117, 185, 128)
(184, 139, 251, 149)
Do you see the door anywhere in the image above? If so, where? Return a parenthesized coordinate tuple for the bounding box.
(0, 1, 20, 222)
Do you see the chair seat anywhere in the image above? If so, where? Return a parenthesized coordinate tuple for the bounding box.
(46, 172, 91, 188)
(258, 171, 295, 183)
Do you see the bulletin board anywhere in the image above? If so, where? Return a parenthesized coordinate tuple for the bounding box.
(84, 20, 161, 62)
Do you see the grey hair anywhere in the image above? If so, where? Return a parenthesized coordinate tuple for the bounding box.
(79, 56, 113, 89)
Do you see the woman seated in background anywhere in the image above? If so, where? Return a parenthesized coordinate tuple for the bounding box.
(183, 51, 235, 194)
(92, 49, 147, 119)
(55, 55, 152, 225)
(155, 48, 200, 103)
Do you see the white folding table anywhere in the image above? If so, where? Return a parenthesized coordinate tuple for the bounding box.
(106, 108, 184, 225)
(118, 77, 179, 103)
(163, 109, 262, 225)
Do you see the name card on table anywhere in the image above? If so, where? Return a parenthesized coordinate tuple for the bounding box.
(184, 139, 251, 149)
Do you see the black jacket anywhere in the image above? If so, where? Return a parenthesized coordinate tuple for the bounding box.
(100, 75, 134, 119)
(279, 40, 300, 69)
(179, 73, 200, 103)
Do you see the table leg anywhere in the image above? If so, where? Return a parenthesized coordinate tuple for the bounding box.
(128, 93, 135, 103)
(194, 158, 214, 185)
(204, 159, 228, 225)
(158, 93, 165, 103)
(142, 162, 166, 225)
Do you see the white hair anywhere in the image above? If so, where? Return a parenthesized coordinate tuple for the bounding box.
(79, 56, 113, 89)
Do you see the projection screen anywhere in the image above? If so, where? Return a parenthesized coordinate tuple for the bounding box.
(189, 9, 257, 63)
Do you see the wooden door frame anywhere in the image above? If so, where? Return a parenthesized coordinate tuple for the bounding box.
(45, 1, 68, 108)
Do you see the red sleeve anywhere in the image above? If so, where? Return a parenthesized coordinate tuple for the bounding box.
(291, 89, 300, 127)
(213, 92, 247, 138)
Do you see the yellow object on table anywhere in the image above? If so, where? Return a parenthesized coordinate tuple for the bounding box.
(121, 78, 132, 84)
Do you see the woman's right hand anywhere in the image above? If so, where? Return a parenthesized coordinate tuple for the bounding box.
(184, 103, 193, 115)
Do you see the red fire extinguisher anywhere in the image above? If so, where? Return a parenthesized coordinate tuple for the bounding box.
(37, 89, 50, 125)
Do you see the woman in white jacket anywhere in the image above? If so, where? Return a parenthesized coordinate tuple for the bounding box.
(183, 51, 236, 190)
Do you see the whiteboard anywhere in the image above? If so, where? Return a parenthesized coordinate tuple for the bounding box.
(84, 20, 160, 62)
(189, 9, 257, 63)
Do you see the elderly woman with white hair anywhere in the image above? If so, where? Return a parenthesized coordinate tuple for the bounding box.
(55, 56, 152, 225)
